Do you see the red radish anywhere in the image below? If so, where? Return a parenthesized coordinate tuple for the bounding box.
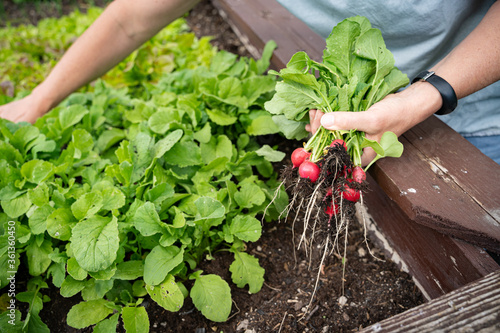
(330, 139, 347, 150)
(341, 179, 360, 202)
(352, 166, 366, 183)
(298, 160, 320, 182)
(343, 165, 351, 178)
(291, 148, 311, 168)
(324, 203, 339, 217)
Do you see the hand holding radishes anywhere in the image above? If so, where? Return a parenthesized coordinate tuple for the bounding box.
(265, 16, 408, 231)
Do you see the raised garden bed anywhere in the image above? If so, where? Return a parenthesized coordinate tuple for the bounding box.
(1, 1, 499, 332)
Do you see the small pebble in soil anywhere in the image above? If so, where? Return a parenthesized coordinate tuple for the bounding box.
(338, 296, 348, 306)
(236, 319, 249, 331)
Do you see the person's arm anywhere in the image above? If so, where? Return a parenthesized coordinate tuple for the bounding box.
(310, 1, 500, 166)
(0, 0, 200, 123)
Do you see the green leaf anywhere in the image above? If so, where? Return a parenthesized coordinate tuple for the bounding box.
(70, 215, 119, 272)
(1, 193, 31, 219)
(122, 306, 149, 333)
(271, 115, 308, 140)
(190, 273, 232, 322)
(130, 132, 155, 182)
(27, 183, 50, 207)
(193, 122, 212, 143)
(72, 128, 94, 153)
(229, 251, 265, 293)
(96, 128, 125, 153)
(59, 105, 89, 130)
(234, 183, 266, 209)
(243, 114, 279, 136)
(229, 215, 262, 242)
(93, 313, 119, 333)
(193, 197, 225, 221)
(0, 141, 23, 166)
(200, 135, 233, 164)
(20, 160, 54, 184)
(163, 140, 202, 167)
(323, 19, 360, 78)
(100, 186, 126, 211)
(81, 278, 114, 301)
(47, 208, 77, 241)
(264, 80, 322, 121)
(133, 202, 164, 237)
(355, 28, 395, 83)
(147, 274, 184, 312)
(0, 309, 23, 333)
(144, 183, 175, 206)
(362, 131, 404, 170)
(29, 204, 54, 234)
(255, 145, 285, 162)
(67, 257, 88, 281)
(113, 260, 144, 280)
(66, 299, 114, 329)
(26, 239, 52, 276)
(88, 264, 117, 280)
(24, 312, 50, 333)
(11, 125, 40, 153)
(154, 129, 183, 158)
(144, 245, 184, 286)
(71, 191, 104, 220)
(60, 275, 86, 297)
(206, 108, 238, 126)
(148, 109, 181, 134)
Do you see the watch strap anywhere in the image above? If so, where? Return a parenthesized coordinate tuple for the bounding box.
(412, 70, 457, 115)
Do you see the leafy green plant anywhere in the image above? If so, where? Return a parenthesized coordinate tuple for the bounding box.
(265, 16, 408, 170)
(0, 13, 287, 332)
(0, 7, 214, 101)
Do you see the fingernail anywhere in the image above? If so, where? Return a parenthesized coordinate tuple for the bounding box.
(321, 114, 334, 128)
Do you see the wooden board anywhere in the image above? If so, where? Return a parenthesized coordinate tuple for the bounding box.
(357, 270, 500, 333)
(372, 116, 500, 253)
(362, 174, 499, 300)
(212, 0, 500, 253)
(212, 0, 325, 70)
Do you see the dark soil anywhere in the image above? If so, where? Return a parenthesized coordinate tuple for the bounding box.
(1, 1, 425, 332)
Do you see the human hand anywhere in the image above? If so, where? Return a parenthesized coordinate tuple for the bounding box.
(0, 94, 50, 124)
(306, 83, 442, 166)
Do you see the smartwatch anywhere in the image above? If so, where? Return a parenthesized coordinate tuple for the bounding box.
(412, 70, 457, 115)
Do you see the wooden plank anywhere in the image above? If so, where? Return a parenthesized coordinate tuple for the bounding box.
(372, 117, 500, 253)
(361, 174, 500, 300)
(212, 0, 500, 253)
(358, 270, 500, 333)
(212, 0, 324, 70)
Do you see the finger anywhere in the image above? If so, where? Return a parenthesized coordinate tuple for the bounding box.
(320, 111, 377, 134)
(310, 109, 324, 134)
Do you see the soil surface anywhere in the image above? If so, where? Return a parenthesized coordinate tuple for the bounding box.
(1, 1, 425, 332)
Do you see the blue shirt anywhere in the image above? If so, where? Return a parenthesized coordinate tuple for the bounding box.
(276, 0, 500, 137)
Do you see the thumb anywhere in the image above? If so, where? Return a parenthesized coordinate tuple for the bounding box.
(320, 111, 375, 134)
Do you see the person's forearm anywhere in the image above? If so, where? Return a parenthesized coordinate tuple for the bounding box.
(430, 1, 500, 100)
(31, 0, 200, 111)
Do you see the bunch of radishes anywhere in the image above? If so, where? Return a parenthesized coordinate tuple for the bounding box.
(291, 134, 367, 220)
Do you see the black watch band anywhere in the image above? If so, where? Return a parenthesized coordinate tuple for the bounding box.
(412, 70, 457, 115)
